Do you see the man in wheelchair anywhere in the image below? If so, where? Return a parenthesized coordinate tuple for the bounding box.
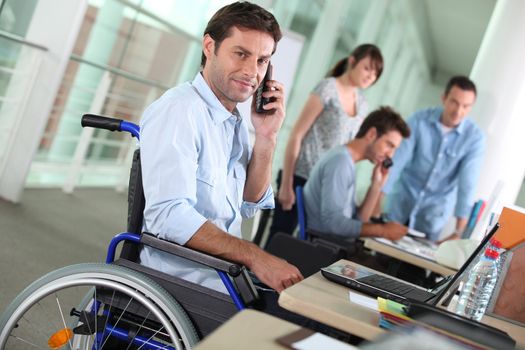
(138, 0, 308, 327)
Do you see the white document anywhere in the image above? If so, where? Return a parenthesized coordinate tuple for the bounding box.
(348, 291, 378, 311)
(292, 333, 359, 350)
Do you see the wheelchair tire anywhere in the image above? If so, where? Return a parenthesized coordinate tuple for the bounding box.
(0, 263, 199, 349)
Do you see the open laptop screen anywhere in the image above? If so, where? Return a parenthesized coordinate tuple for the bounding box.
(432, 223, 500, 305)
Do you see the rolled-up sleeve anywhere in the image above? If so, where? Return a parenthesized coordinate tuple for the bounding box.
(241, 185, 274, 218)
(140, 93, 207, 245)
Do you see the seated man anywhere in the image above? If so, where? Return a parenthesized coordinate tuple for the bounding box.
(139, 1, 305, 323)
(303, 107, 410, 248)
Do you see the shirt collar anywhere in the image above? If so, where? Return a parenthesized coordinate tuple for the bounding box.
(191, 72, 237, 124)
(432, 106, 467, 134)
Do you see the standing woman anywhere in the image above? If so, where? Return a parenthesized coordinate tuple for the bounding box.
(267, 44, 384, 244)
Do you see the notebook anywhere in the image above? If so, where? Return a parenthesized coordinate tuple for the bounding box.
(321, 223, 500, 306)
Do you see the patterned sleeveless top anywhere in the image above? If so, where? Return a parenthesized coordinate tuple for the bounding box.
(295, 77, 368, 179)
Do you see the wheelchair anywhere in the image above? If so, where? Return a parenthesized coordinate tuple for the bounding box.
(0, 114, 261, 349)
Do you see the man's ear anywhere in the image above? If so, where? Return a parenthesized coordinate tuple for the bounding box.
(441, 93, 446, 104)
(202, 34, 215, 61)
(365, 127, 377, 141)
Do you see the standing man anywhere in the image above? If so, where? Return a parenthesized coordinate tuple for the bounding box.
(303, 106, 410, 247)
(139, 1, 302, 298)
(380, 76, 485, 242)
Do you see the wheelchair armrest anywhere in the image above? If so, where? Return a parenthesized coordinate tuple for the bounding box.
(140, 233, 259, 305)
(141, 233, 242, 276)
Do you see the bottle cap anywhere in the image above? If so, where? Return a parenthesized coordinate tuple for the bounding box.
(485, 248, 499, 259)
(489, 238, 503, 249)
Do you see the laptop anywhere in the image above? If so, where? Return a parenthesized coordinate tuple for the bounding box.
(321, 223, 500, 306)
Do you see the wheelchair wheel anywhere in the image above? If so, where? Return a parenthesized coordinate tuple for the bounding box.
(0, 263, 199, 349)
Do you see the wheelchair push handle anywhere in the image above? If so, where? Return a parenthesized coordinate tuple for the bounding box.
(81, 114, 140, 139)
(82, 114, 121, 131)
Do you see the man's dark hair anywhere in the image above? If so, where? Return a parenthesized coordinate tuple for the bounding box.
(444, 75, 477, 97)
(355, 106, 410, 139)
(200, 1, 282, 67)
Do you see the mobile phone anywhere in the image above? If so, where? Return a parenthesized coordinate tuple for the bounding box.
(382, 157, 393, 169)
(255, 63, 274, 113)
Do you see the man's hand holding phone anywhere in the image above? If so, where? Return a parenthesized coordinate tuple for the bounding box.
(251, 63, 286, 142)
(372, 157, 393, 190)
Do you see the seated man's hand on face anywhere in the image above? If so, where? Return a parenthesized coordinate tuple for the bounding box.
(371, 161, 390, 189)
(249, 250, 303, 293)
(383, 222, 408, 241)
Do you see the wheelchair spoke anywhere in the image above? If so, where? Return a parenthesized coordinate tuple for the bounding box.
(36, 300, 62, 332)
(11, 335, 48, 349)
(55, 293, 74, 349)
(125, 310, 151, 350)
(20, 314, 51, 344)
(136, 325, 165, 350)
(99, 297, 133, 349)
(101, 289, 115, 346)
(93, 288, 98, 350)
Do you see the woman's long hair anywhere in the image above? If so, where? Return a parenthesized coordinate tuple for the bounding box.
(327, 44, 384, 82)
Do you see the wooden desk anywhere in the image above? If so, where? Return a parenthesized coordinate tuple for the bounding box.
(194, 309, 299, 350)
(279, 261, 385, 341)
(279, 260, 525, 349)
(362, 238, 456, 276)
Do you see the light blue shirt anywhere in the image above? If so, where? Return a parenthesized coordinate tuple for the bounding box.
(383, 107, 485, 241)
(303, 145, 363, 238)
(139, 72, 274, 293)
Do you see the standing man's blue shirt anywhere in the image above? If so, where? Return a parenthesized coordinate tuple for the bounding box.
(139, 72, 274, 293)
(383, 107, 485, 241)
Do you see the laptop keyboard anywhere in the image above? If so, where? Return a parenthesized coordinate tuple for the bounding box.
(358, 274, 435, 302)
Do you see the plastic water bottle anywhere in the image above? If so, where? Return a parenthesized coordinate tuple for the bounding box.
(489, 238, 505, 271)
(454, 248, 499, 321)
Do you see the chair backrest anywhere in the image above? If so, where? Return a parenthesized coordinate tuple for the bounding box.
(120, 149, 144, 261)
(266, 233, 343, 277)
(295, 186, 307, 240)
